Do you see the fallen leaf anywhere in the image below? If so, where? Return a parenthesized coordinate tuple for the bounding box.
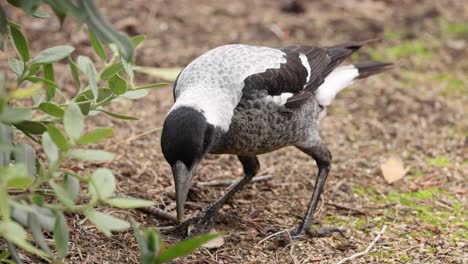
(380, 156, 407, 184)
(201, 229, 224, 249)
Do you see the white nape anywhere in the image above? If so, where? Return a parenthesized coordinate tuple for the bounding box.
(315, 65, 359, 106)
(299, 53, 311, 83)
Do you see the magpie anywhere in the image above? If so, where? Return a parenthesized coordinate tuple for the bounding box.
(161, 40, 392, 237)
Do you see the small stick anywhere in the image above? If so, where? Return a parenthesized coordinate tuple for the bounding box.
(197, 175, 273, 187)
(287, 231, 299, 264)
(258, 229, 289, 244)
(325, 202, 367, 216)
(138, 207, 178, 223)
(336, 225, 388, 264)
(125, 127, 162, 144)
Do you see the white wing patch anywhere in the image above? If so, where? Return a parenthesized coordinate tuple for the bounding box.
(299, 53, 311, 83)
(315, 65, 359, 106)
(172, 44, 286, 131)
(266, 92, 294, 105)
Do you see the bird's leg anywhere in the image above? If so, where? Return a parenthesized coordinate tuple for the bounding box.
(290, 143, 343, 237)
(188, 155, 260, 237)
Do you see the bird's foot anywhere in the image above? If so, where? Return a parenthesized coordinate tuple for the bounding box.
(166, 216, 201, 237)
(290, 225, 346, 238)
(187, 206, 218, 237)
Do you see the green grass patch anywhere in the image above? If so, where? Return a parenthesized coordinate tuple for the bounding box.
(388, 41, 432, 59)
(451, 229, 468, 242)
(399, 254, 413, 262)
(434, 73, 467, 97)
(425, 156, 451, 167)
(439, 19, 468, 39)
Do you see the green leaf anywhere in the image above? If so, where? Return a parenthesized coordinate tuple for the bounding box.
(39, 102, 64, 118)
(80, 0, 134, 61)
(7, 58, 24, 77)
(13, 120, 47, 135)
(14, 141, 36, 177)
(145, 229, 163, 257)
(157, 233, 220, 263)
(122, 58, 134, 81)
(76, 128, 113, 145)
(89, 168, 115, 200)
(106, 197, 154, 208)
(75, 88, 113, 115)
(49, 180, 75, 209)
(89, 30, 107, 61)
(24, 76, 57, 88)
(134, 67, 182, 81)
(68, 56, 81, 88)
(99, 109, 138, 120)
(6, 20, 21, 29)
(32, 9, 49, 19)
(108, 73, 127, 95)
(31, 194, 43, 206)
(100, 62, 124, 80)
(28, 213, 53, 257)
(27, 63, 41, 76)
(2, 164, 33, 188)
(121, 89, 148, 100)
(131, 35, 145, 48)
(0, 4, 7, 51)
(10, 85, 41, 99)
(47, 0, 68, 26)
(75, 94, 91, 115)
(0, 107, 32, 124)
(84, 209, 130, 237)
(69, 149, 114, 162)
(0, 72, 5, 103)
(42, 132, 58, 163)
(32, 205, 55, 231)
(31, 45, 75, 64)
(77, 56, 98, 99)
(0, 187, 10, 220)
(43, 64, 56, 101)
(63, 103, 84, 141)
(9, 24, 30, 61)
(0, 221, 49, 260)
(47, 125, 69, 152)
(54, 212, 69, 258)
(64, 173, 79, 202)
(134, 82, 169, 90)
(0, 123, 13, 167)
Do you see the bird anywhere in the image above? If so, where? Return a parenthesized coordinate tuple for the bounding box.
(160, 39, 392, 237)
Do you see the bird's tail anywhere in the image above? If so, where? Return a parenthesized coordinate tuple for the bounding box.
(354, 62, 394, 79)
(315, 61, 393, 106)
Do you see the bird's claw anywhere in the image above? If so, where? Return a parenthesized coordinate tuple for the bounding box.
(290, 225, 346, 238)
(187, 206, 217, 237)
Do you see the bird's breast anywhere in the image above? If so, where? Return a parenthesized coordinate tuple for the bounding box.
(209, 95, 320, 155)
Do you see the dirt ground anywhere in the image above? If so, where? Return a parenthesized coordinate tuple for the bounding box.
(2, 0, 467, 263)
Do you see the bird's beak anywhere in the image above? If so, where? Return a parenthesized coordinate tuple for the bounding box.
(172, 161, 193, 223)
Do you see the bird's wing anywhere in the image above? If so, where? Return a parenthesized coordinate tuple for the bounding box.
(243, 40, 378, 108)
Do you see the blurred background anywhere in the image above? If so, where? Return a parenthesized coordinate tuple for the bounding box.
(2, 0, 467, 263)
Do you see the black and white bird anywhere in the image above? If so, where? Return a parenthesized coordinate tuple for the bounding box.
(161, 40, 392, 237)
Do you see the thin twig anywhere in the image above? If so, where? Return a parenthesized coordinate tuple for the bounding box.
(336, 225, 388, 264)
(286, 231, 299, 264)
(138, 207, 178, 223)
(124, 127, 162, 143)
(258, 229, 289, 244)
(196, 175, 273, 187)
(325, 202, 367, 216)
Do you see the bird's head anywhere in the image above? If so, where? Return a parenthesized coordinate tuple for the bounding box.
(161, 106, 215, 222)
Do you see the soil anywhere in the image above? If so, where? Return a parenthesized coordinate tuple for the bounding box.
(1, 0, 467, 263)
